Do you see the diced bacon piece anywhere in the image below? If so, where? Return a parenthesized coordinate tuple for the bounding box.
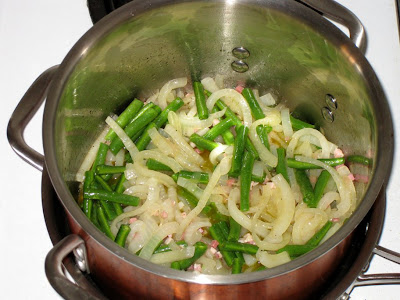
(194, 148, 202, 154)
(215, 251, 223, 259)
(161, 211, 168, 219)
(250, 181, 259, 189)
(334, 148, 344, 158)
(198, 228, 204, 234)
(335, 164, 346, 170)
(227, 178, 237, 187)
(213, 119, 220, 126)
(354, 174, 369, 183)
(238, 233, 255, 244)
(332, 218, 340, 223)
(164, 235, 173, 244)
(129, 217, 138, 224)
(210, 240, 219, 249)
(267, 182, 276, 189)
(193, 263, 202, 272)
(347, 173, 355, 181)
(181, 212, 187, 218)
(235, 85, 244, 93)
(309, 175, 317, 184)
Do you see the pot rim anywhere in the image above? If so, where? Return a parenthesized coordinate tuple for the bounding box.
(42, 0, 394, 285)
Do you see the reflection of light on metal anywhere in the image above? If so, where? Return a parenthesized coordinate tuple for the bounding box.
(226, 0, 236, 5)
(341, 45, 362, 73)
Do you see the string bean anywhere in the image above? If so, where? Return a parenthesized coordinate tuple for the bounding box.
(240, 151, 255, 212)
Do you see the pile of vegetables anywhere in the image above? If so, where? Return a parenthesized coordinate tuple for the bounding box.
(76, 75, 372, 274)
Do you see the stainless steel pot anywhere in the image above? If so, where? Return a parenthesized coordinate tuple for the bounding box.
(7, 0, 400, 299)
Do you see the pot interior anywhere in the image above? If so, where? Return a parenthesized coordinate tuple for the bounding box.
(46, 0, 391, 283)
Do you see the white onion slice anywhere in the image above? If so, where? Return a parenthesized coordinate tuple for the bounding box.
(287, 128, 332, 158)
(106, 116, 139, 158)
(150, 246, 195, 264)
(139, 222, 179, 260)
(256, 249, 291, 268)
(75, 126, 109, 182)
(157, 78, 187, 109)
(201, 77, 219, 93)
(280, 108, 293, 140)
(206, 89, 252, 127)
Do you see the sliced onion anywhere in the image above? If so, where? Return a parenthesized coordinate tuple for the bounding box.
(164, 124, 204, 166)
(75, 126, 109, 182)
(106, 116, 139, 159)
(184, 219, 212, 245)
(256, 249, 291, 268)
(287, 128, 332, 158)
(150, 246, 195, 264)
(139, 222, 179, 260)
(179, 109, 226, 129)
(280, 108, 293, 140)
(209, 144, 233, 165)
(157, 78, 187, 109)
(201, 77, 219, 92)
(259, 93, 277, 106)
(206, 89, 252, 127)
(177, 177, 204, 199)
(249, 118, 280, 167)
(167, 111, 182, 134)
(177, 155, 232, 238)
(252, 160, 264, 178)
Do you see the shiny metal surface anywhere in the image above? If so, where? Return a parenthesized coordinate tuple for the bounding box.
(7, 66, 58, 172)
(7, 0, 396, 299)
(300, 0, 367, 52)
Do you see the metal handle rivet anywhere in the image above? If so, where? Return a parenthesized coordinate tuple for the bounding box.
(322, 107, 334, 123)
(325, 94, 337, 110)
(231, 60, 249, 73)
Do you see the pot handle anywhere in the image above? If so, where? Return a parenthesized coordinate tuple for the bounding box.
(299, 0, 367, 53)
(7, 65, 59, 172)
(343, 245, 400, 298)
(45, 234, 107, 300)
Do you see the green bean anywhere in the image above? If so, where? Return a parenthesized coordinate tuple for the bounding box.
(276, 148, 290, 183)
(84, 189, 140, 207)
(153, 241, 188, 254)
(290, 116, 315, 130)
(177, 187, 213, 215)
(91, 143, 109, 172)
(96, 204, 115, 240)
(313, 170, 331, 207)
(216, 221, 230, 240)
(88, 176, 117, 221)
(90, 202, 101, 229)
(82, 171, 95, 219)
(109, 107, 159, 155)
(244, 138, 259, 160)
(255, 265, 267, 272)
(94, 175, 124, 216)
(105, 99, 144, 141)
(256, 125, 271, 150)
(203, 117, 235, 141)
(189, 133, 219, 151)
(219, 241, 259, 255)
(242, 88, 265, 120)
(210, 101, 235, 145)
(240, 151, 255, 212)
(251, 172, 266, 183)
(193, 82, 209, 120)
(287, 157, 345, 169)
(346, 155, 372, 166)
(173, 171, 209, 184)
(230, 125, 248, 177)
(115, 224, 131, 247)
(215, 99, 242, 126)
(114, 173, 126, 194)
(173, 241, 208, 270)
(170, 261, 181, 270)
(135, 122, 156, 151)
(306, 221, 333, 247)
(146, 158, 173, 172)
(128, 102, 156, 124)
(232, 258, 243, 274)
(228, 217, 241, 242)
(209, 224, 236, 266)
(135, 97, 184, 151)
(276, 244, 315, 258)
(294, 169, 315, 207)
(125, 152, 133, 164)
(96, 165, 126, 175)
